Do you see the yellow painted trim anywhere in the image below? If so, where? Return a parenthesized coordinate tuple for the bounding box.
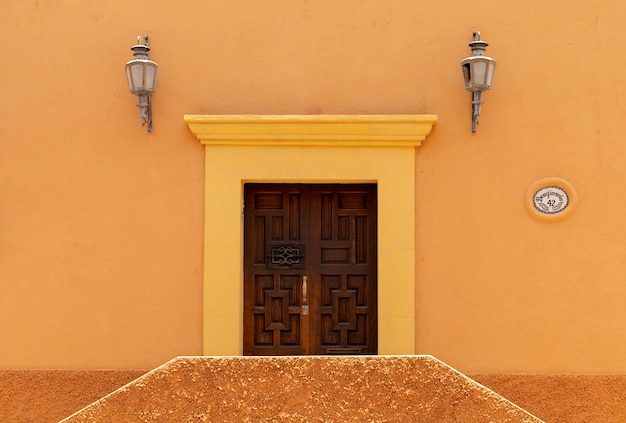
(525, 177, 578, 223)
(184, 114, 437, 147)
(185, 115, 437, 356)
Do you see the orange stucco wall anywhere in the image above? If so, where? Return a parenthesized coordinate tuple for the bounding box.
(1, 1, 625, 373)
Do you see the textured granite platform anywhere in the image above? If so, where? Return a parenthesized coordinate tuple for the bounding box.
(60, 355, 543, 422)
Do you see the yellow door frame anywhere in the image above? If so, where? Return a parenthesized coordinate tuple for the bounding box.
(185, 115, 437, 355)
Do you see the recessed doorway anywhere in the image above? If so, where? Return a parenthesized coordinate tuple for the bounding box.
(243, 183, 377, 355)
(184, 114, 437, 356)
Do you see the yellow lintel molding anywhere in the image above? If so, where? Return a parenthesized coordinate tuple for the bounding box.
(184, 115, 437, 147)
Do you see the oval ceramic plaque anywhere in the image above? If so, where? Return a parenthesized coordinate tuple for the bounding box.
(526, 177, 577, 222)
(532, 186, 569, 214)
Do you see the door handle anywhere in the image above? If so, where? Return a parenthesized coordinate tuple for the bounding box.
(301, 276, 309, 316)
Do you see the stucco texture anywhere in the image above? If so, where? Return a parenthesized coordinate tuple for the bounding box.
(473, 373, 626, 423)
(2, 369, 624, 422)
(0, 369, 147, 423)
(59, 356, 542, 422)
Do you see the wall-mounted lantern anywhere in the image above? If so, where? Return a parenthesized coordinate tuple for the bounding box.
(126, 35, 158, 132)
(461, 31, 496, 133)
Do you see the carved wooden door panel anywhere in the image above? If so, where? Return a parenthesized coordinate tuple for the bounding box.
(243, 184, 377, 355)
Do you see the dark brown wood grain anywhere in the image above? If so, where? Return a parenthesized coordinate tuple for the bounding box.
(244, 184, 377, 355)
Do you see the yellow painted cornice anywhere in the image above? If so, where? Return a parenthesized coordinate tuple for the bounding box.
(184, 115, 437, 147)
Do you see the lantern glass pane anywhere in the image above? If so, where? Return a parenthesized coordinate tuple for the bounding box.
(126, 66, 133, 92)
(472, 60, 487, 86)
(485, 62, 496, 88)
(126, 62, 146, 93)
(134, 64, 146, 89)
(462, 63, 471, 89)
(144, 63, 158, 92)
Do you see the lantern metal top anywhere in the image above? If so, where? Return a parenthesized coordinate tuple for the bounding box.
(130, 35, 151, 60)
(468, 31, 489, 56)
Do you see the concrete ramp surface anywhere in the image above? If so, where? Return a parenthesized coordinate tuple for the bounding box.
(60, 355, 543, 422)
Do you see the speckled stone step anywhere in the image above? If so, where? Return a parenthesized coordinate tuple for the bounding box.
(60, 355, 544, 422)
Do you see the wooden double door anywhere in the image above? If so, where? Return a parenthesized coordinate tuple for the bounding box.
(243, 184, 377, 355)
